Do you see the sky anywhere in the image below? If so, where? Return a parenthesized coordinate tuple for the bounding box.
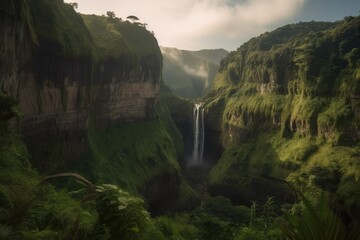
(67, 0, 360, 51)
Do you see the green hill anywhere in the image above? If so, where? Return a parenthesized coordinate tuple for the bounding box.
(81, 14, 161, 62)
(205, 16, 360, 223)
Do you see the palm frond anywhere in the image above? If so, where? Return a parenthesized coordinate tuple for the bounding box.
(280, 191, 359, 240)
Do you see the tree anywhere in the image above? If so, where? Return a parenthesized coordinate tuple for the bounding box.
(126, 15, 139, 23)
(106, 11, 116, 19)
(69, 2, 78, 10)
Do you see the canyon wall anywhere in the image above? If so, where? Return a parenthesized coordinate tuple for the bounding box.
(0, 0, 199, 216)
(205, 17, 360, 220)
(207, 20, 360, 146)
(0, 0, 161, 170)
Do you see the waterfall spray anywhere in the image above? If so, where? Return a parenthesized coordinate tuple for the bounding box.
(192, 103, 205, 165)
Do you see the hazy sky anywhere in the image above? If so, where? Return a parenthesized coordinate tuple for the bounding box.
(68, 0, 360, 51)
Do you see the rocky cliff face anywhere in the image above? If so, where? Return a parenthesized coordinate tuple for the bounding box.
(0, 0, 161, 170)
(205, 17, 360, 218)
(0, 0, 196, 216)
(206, 19, 360, 146)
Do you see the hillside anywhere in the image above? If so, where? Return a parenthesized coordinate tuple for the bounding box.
(204, 17, 360, 224)
(161, 47, 228, 99)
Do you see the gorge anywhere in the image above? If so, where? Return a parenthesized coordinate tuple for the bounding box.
(1, 0, 360, 239)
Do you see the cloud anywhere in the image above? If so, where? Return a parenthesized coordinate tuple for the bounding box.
(156, 0, 306, 49)
(69, 0, 306, 50)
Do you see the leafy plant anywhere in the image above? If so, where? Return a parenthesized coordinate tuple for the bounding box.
(281, 192, 358, 240)
(153, 214, 199, 240)
(95, 184, 150, 240)
(37, 173, 151, 240)
(194, 213, 235, 240)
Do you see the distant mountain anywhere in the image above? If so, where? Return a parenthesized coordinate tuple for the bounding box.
(161, 47, 229, 99)
(187, 48, 230, 65)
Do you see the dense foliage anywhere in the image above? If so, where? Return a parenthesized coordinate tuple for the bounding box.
(205, 15, 360, 232)
(82, 14, 161, 62)
(1, 0, 360, 239)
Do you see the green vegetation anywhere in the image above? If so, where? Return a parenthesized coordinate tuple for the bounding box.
(0, 94, 96, 239)
(281, 192, 358, 240)
(152, 215, 200, 239)
(94, 184, 151, 239)
(17, 0, 94, 57)
(1, 1, 190, 238)
(1, 0, 161, 62)
(205, 15, 360, 230)
(86, 103, 182, 193)
(2, 0, 360, 238)
(0, 92, 191, 239)
(159, 83, 194, 124)
(82, 14, 161, 62)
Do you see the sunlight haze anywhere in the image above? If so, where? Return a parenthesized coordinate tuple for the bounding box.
(67, 0, 360, 50)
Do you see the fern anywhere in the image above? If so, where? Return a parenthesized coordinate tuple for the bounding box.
(281, 192, 358, 240)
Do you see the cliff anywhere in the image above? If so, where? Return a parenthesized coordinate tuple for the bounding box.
(1, 0, 161, 168)
(0, 0, 198, 215)
(205, 17, 360, 221)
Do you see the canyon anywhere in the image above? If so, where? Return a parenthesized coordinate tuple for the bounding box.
(1, 0, 360, 239)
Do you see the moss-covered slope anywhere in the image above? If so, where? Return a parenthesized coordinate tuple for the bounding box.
(0, 0, 94, 57)
(205, 16, 360, 221)
(84, 98, 199, 214)
(82, 14, 161, 62)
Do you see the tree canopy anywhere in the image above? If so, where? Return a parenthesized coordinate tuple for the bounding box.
(126, 15, 139, 22)
(106, 11, 115, 19)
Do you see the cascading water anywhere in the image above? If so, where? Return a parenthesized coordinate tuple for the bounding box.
(192, 103, 205, 165)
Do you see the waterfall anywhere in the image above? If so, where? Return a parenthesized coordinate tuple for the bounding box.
(192, 103, 205, 165)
